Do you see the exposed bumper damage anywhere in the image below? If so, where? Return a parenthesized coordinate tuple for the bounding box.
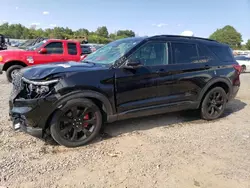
(9, 71, 59, 138)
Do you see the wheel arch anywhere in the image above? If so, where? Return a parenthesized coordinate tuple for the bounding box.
(3, 60, 27, 71)
(44, 90, 114, 132)
(198, 77, 232, 106)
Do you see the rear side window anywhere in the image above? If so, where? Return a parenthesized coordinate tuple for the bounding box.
(207, 45, 234, 62)
(67, 43, 77, 55)
(171, 43, 199, 64)
(198, 45, 215, 63)
(44, 42, 63, 54)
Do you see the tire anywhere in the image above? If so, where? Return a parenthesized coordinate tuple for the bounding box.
(50, 98, 102, 147)
(6, 65, 24, 82)
(200, 87, 227, 120)
(241, 65, 246, 73)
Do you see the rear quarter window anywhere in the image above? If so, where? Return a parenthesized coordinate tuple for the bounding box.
(207, 45, 234, 62)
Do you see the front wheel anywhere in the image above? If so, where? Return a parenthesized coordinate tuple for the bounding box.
(200, 87, 227, 120)
(50, 98, 103, 147)
(6, 65, 23, 82)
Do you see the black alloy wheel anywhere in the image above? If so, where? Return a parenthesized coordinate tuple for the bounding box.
(50, 98, 102, 147)
(201, 87, 227, 120)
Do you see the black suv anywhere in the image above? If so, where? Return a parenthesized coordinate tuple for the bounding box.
(9, 35, 241, 147)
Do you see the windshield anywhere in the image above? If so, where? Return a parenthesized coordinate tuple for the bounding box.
(26, 40, 47, 51)
(82, 37, 145, 65)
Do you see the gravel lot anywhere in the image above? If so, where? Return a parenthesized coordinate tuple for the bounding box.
(0, 73, 250, 188)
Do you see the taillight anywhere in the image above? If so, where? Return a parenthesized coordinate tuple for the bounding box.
(233, 64, 241, 74)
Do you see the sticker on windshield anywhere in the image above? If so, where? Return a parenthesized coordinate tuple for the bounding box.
(57, 64, 71, 68)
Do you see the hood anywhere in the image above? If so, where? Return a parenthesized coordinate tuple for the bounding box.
(0, 49, 29, 56)
(21, 61, 109, 80)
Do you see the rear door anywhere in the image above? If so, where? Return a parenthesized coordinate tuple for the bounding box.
(169, 42, 212, 103)
(65, 42, 81, 62)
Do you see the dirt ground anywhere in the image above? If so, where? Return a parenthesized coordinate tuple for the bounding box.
(0, 73, 249, 188)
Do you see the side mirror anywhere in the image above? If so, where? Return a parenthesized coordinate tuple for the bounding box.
(38, 48, 47, 54)
(124, 59, 143, 69)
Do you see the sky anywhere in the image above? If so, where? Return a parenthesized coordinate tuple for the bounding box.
(1, 0, 250, 42)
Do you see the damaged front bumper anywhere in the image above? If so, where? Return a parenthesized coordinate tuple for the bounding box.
(9, 95, 58, 138)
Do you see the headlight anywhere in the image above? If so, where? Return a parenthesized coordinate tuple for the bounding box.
(22, 77, 59, 86)
(22, 77, 59, 98)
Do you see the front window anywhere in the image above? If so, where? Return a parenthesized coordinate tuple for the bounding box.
(82, 37, 145, 65)
(44, 42, 64, 54)
(128, 42, 169, 66)
(26, 40, 47, 51)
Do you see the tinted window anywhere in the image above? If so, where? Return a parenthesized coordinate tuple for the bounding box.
(207, 45, 234, 62)
(129, 42, 168, 66)
(198, 45, 214, 63)
(67, 43, 77, 55)
(172, 43, 199, 64)
(45, 42, 63, 54)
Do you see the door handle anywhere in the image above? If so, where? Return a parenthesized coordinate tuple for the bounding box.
(205, 65, 210, 69)
(156, 69, 165, 73)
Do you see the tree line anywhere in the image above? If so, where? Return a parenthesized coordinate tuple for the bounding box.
(0, 23, 135, 44)
(0, 23, 249, 49)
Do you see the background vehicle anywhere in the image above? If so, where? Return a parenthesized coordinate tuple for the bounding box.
(18, 37, 48, 49)
(0, 34, 8, 50)
(9, 35, 241, 147)
(234, 55, 250, 72)
(81, 43, 104, 55)
(10, 41, 21, 47)
(0, 39, 82, 82)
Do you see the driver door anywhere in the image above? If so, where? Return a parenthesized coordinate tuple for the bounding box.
(33, 41, 65, 65)
(115, 41, 172, 113)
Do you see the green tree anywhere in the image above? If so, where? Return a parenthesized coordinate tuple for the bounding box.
(209, 25, 243, 49)
(116, 30, 135, 37)
(0, 22, 136, 44)
(75, 28, 89, 37)
(245, 40, 250, 50)
(95, 26, 109, 38)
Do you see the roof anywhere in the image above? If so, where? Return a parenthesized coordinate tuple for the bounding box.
(47, 39, 79, 43)
(149, 35, 217, 42)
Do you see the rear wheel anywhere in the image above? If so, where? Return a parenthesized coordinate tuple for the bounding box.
(50, 98, 102, 147)
(6, 65, 23, 82)
(200, 87, 227, 120)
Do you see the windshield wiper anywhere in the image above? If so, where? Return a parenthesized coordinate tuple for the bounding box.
(82, 60, 96, 65)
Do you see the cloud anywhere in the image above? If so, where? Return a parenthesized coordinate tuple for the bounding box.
(30, 23, 40, 29)
(0, 20, 8, 23)
(49, 24, 57, 27)
(152, 23, 168, 27)
(15, 7, 19, 10)
(31, 22, 40, 26)
(43, 11, 49, 15)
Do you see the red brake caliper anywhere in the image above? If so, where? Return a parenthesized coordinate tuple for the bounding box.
(83, 114, 89, 127)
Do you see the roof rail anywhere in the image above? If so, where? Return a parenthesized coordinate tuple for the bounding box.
(150, 35, 217, 42)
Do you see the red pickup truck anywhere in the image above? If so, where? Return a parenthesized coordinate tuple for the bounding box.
(0, 39, 83, 82)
